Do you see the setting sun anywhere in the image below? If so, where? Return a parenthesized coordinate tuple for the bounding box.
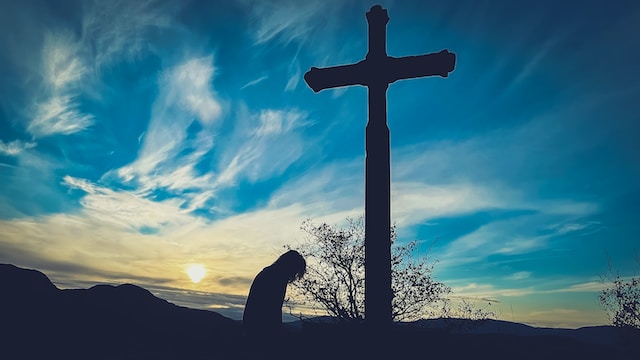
(186, 264, 206, 283)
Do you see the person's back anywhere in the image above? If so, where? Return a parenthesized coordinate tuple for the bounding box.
(242, 250, 306, 347)
(242, 264, 289, 337)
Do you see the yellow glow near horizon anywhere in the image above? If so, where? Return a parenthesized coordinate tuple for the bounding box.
(186, 264, 206, 283)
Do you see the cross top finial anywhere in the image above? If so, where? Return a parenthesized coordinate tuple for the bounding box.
(366, 5, 389, 25)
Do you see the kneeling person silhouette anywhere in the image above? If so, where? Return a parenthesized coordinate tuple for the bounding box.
(242, 250, 306, 350)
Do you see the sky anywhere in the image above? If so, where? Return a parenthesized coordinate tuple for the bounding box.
(1, 0, 638, 329)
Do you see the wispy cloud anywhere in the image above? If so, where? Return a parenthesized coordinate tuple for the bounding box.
(285, 59, 301, 92)
(549, 221, 603, 236)
(436, 214, 580, 268)
(546, 281, 607, 294)
(243, 0, 344, 45)
(215, 107, 311, 187)
(505, 34, 565, 94)
(393, 106, 607, 191)
(506, 271, 532, 281)
(164, 57, 222, 124)
(450, 282, 535, 299)
(89, 48, 315, 220)
(41, 32, 88, 90)
(255, 108, 305, 136)
(63, 175, 197, 233)
(80, 0, 174, 70)
(28, 95, 95, 137)
(391, 181, 503, 227)
(24, 0, 176, 138)
(240, 75, 269, 90)
(448, 277, 611, 300)
(108, 55, 221, 205)
(0, 140, 37, 156)
(28, 31, 93, 138)
(267, 157, 363, 211)
(386, 108, 603, 268)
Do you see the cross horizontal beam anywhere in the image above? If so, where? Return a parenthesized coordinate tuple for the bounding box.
(304, 50, 456, 93)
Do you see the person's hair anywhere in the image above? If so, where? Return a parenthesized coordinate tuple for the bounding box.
(273, 250, 306, 282)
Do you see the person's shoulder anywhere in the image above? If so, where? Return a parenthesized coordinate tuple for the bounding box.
(254, 265, 276, 281)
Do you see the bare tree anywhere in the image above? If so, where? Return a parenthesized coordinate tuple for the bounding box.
(286, 216, 450, 322)
(440, 297, 496, 321)
(600, 253, 640, 329)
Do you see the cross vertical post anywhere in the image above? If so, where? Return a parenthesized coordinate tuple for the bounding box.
(364, 7, 392, 329)
(303, 4, 456, 330)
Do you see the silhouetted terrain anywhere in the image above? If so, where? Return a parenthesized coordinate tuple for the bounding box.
(1, 263, 242, 359)
(1, 264, 636, 360)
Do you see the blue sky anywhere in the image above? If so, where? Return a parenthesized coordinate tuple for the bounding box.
(1, 0, 638, 328)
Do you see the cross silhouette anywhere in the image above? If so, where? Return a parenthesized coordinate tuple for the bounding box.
(304, 4, 456, 328)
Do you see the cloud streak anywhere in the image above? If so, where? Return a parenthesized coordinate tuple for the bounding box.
(245, 0, 335, 45)
(27, 31, 93, 138)
(240, 75, 268, 90)
(0, 140, 37, 156)
(215, 107, 311, 188)
(109, 56, 221, 206)
(29, 95, 94, 137)
(23, 0, 176, 138)
(80, 0, 174, 70)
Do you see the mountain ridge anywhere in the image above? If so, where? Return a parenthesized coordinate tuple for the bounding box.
(1, 263, 636, 360)
(1, 263, 242, 359)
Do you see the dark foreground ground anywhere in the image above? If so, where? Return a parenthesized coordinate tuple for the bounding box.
(277, 323, 636, 360)
(5, 322, 637, 360)
(2, 263, 637, 360)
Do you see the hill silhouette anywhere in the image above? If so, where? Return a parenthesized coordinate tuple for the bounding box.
(1, 264, 637, 360)
(1, 263, 242, 359)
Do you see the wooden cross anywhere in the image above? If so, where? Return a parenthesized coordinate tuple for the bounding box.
(304, 4, 456, 328)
